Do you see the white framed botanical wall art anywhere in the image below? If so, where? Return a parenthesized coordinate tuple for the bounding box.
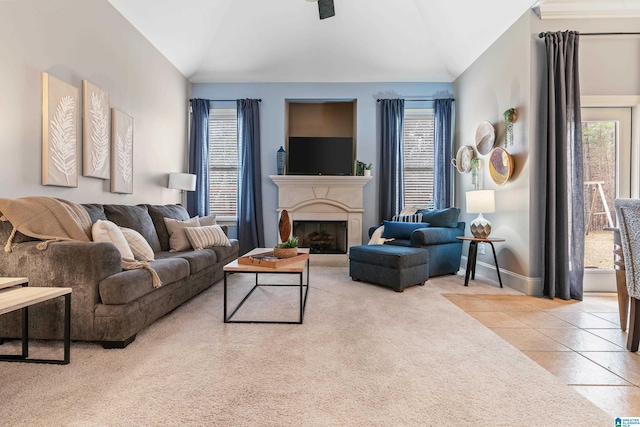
(42, 72, 79, 187)
(111, 109, 134, 194)
(82, 80, 110, 179)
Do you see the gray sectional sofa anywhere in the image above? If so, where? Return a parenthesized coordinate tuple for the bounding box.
(0, 203, 238, 348)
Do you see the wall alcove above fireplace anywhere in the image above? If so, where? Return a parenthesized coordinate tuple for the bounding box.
(285, 100, 357, 176)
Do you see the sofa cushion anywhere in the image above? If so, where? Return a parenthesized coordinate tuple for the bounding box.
(104, 205, 161, 252)
(92, 220, 135, 260)
(417, 208, 460, 228)
(185, 225, 231, 250)
(120, 227, 155, 262)
(145, 204, 190, 252)
(155, 249, 218, 275)
(209, 240, 240, 264)
(99, 257, 190, 305)
(164, 216, 201, 252)
(381, 220, 429, 240)
(82, 204, 107, 223)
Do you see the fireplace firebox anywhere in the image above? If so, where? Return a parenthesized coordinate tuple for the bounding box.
(293, 221, 347, 254)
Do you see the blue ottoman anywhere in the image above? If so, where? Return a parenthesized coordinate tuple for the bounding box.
(349, 245, 429, 292)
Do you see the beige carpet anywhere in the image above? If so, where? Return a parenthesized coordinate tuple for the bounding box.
(0, 267, 610, 426)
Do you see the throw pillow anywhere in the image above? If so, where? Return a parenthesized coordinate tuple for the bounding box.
(417, 207, 460, 228)
(184, 225, 231, 250)
(164, 216, 201, 252)
(367, 226, 394, 245)
(120, 227, 155, 262)
(103, 205, 162, 252)
(391, 213, 424, 223)
(198, 214, 217, 226)
(381, 220, 429, 240)
(92, 220, 134, 260)
(145, 204, 190, 252)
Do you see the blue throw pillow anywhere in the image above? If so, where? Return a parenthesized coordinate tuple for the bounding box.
(417, 208, 460, 228)
(381, 220, 429, 239)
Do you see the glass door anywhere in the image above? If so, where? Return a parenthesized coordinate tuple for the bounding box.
(581, 107, 632, 292)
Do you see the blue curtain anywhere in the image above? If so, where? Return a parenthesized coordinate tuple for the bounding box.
(433, 98, 453, 209)
(541, 31, 584, 300)
(237, 99, 264, 255)
(378, 99, 405, 221)
(187, 99, 210, 217)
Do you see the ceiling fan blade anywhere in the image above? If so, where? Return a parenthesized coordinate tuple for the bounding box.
(318, 0, 335, 20)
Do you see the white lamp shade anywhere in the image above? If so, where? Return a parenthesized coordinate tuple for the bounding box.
(466, 190, 495, 214)
(168, 173, 196, 191)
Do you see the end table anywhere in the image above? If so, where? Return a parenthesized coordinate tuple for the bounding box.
(456, 236, 505, 288)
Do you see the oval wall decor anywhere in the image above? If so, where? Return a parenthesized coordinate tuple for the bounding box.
(453, 145, 474, 173)
(488, 147, 514, 186)
(475, 121, 495, 155)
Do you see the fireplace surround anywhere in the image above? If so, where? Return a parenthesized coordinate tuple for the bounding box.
(270, 175, 372, 265)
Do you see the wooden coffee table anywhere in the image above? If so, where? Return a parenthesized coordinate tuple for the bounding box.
(0, 277, 71, 364)
(223, 248, 310, 324)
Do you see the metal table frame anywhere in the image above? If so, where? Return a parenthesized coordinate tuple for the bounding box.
(0, 280, 71, 365)
(457, 237, 504, 288)
(224, 258, 310, 324)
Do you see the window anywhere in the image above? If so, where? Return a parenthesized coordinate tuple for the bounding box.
(208, 109, 239, 219)
(403, 109, 435, 207)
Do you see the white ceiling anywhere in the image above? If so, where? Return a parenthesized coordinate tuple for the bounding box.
(106, 0, 542, 83)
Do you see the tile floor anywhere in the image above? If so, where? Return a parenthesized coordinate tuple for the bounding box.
(444, 292, 640, 418)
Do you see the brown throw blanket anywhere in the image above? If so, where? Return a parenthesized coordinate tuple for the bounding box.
(0, 197, 161, 287)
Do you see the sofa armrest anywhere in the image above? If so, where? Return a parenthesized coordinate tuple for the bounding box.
(0, 241, 123, 339)
(410, 226, 464, 246)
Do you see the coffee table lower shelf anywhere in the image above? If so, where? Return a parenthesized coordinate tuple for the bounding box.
(223, 249, 310, 324)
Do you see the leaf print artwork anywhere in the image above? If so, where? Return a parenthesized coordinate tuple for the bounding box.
(42, 73, 78, 187)
(117, 124, 133, 189)
(111, 108, 133, 193)
(89, 91, 109, 174)
(50, 95, 77, 186)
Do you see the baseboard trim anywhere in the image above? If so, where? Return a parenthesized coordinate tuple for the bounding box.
(460, 256, 542, 296)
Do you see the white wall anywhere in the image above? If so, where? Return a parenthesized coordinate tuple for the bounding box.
(454, 9, 640, 294)
(0, 0, 190, 205)
(453, 12, 534, 293)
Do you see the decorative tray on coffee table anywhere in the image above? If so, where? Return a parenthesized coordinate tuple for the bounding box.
(238, 251, 309, 268)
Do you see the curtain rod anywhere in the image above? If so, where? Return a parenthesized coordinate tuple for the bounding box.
(189, 98, 262, 102)
(538, 31, 640, 38)
(376, 98, 455, 102)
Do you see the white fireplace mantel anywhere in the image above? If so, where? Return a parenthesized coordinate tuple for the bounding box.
(269, 175, 372, 265)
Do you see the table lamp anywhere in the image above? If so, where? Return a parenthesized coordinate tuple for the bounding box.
(466, 190, 495, 239)
(168, 173, 196, 192)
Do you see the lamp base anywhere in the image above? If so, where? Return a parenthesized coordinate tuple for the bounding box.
(470, 213, 492, 239)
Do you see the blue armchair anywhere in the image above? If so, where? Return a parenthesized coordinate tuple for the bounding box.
(369, 208, 465, 277)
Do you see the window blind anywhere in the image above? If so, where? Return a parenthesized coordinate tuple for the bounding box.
(208, 110, 239, 217)
(403, 111, 435, 207)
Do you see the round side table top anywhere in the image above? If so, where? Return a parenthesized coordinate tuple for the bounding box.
(456, 236, 505, 243)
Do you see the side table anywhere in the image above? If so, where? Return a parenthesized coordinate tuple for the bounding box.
(456, 236, 505, 288)
(0, 277, 72, 364)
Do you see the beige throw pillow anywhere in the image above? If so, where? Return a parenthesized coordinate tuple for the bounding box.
(120, 227, 155, 261)
(198, 214, 217, 226)
(184, 225, 231, 250)
(92, 220, 134, 260)
(163, 216, 201, 251)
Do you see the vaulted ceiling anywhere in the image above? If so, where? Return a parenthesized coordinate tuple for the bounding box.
(107, 0, 637, 83)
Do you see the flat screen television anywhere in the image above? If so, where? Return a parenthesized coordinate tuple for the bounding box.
(287, 136, 354, 176)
